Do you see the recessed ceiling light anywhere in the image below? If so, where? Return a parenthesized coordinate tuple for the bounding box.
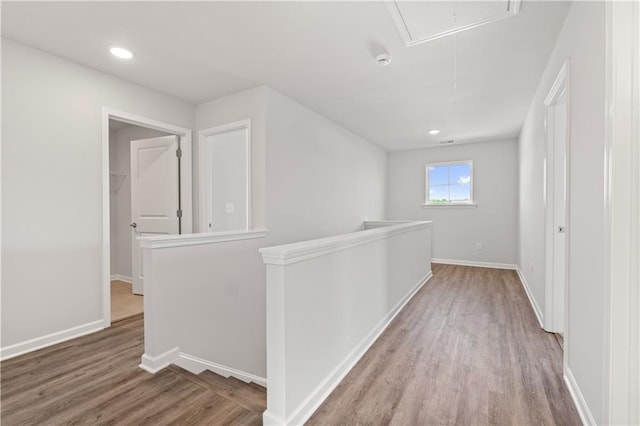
(109, 46, 134, 60)
(428, 129, 441, 135)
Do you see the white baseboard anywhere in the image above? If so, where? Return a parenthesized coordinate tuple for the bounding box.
(432, 258, 518, 270)
(0, 320, 104, 361)
(515, 267, 544, 328)
(564, 367, 596, 425)
(139, 347, 266, 387)
(281, 270, 433, 426)
(263, 410, 282, 426)
(140, 347, 179, 374)
(110, 274, 133, 284)
(175, 352, 266, 387)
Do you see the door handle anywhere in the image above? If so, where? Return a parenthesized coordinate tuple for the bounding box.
(130, 222, 137, 229)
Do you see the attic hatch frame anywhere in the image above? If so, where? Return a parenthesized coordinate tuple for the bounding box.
(385, 0, 522, 47)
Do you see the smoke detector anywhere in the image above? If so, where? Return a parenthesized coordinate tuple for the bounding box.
(375, 53, 392, 67)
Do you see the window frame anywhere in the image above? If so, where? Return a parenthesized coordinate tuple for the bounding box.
(423, 160, 477, 208)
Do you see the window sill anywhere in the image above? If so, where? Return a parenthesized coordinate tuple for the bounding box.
(422, 203, 478, 209)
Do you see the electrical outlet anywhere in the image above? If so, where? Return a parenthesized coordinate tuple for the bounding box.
(225, 203, 234, 214)
(476, 242, 482, 250)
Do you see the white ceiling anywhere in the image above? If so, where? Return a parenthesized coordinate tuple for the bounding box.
(2, 1, 570, 151)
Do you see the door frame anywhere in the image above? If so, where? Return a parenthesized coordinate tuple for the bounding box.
(198, 119, 252, 233)
(603, 1, 640, 423)
(543, 60, 571, 338)
(101, 107, 193, 327)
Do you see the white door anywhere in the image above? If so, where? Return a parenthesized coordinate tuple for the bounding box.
(551, 91, 567, 333)
(202, 126, 249, 232)
(130, 135, 180, 294)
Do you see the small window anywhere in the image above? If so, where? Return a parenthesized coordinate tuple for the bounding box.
(425, 161, 474, 205)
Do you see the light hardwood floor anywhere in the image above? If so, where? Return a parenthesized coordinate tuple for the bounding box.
(308, 264, 581, 425)
(0, 315, 266, 425)
(1, 265, 580, 425)
(111, 280, 143, 323)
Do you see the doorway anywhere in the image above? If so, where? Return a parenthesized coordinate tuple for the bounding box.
(198, 120, 252, 233)
(102, 108, 193, 327)
(108, 120, 177, 322)
(543, 61, 570, 343)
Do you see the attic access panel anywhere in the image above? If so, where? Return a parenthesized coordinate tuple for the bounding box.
(387, 0, 521, 46)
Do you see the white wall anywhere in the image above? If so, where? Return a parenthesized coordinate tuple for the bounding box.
(143, 86, 388, 379)
(387, 139, 518, 265)
(1, 38, 194, 352)
(261, 222, 432, 425)
(196, 87, 268, 232)
(196, 85, 388, 240)
(265, 88, 388, 243)
(109, 124, 170, 278)
(142, 235, 269, 377)
(518, 2, 606, 422)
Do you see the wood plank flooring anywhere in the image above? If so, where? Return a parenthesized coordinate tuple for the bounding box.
(308, 264, 581, 425)
(0, 315, 266, 426)
(1, 265, 580, 425)
(111, 280, 143, 323)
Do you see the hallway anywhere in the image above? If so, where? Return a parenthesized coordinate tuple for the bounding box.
(309, 264, 581, 425)
(1, 265, 581, 425)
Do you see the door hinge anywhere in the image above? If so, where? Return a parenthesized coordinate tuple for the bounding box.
(176, 148, 182, 158)
(177, 209, 183, 218)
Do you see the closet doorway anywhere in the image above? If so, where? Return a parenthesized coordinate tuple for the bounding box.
(102, 109, 193, 327)
(109, 119, 177, 321)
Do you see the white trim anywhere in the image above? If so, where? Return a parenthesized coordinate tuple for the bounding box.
(263, 411, 281, 426)
(0, 320, 104, 361)
(139, 347, 179, 374)
(564, 367, 597, 426)
(175, 352, 266, 388)
(277, 271, 433, 426)
(516, 267, 544, 329)
(110, 274, 133, 284)
(363, 220, 411, 229)
(260, 221, 432, 266)
(139, 228, 268, 249)
(431, 258, 517, 270)
(198, 119, 252, 233)
(425, 160, 474, 206)
(542, 60, 571, 334)
(422, 203, 478, 209)
(544, 62, 569, 106)
(385, 0, 520, 47)
(102, 107, 193, 328)
(603, 2, 640, 424)
(138, 348, 267, 387)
